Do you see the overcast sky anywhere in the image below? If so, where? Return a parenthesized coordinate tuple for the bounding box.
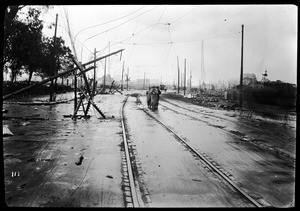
(40, 4, 297, 85)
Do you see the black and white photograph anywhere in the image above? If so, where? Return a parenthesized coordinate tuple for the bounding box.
(2, 4, 297, 207)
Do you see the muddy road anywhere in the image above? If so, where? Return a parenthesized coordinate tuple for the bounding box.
(2, 90, 295, 207)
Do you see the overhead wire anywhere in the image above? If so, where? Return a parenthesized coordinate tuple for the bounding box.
(126, 16, 140, 65)
(170, 5, 201, 24)
(46, 8, 94, 55)
(160, 24, 173, 73)
(137, 5, 167, 43)
(180, 6, 251, 41)
(73, 5, 147, 43)
(64, 5, 247, 82)
(78, 5, 161, 62)
(83, 5, 161, 43)
(44, 9, 94, 64)
(113, 30, 240, 46)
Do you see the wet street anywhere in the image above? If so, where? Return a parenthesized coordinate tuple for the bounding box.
(2, 90, 296, 207)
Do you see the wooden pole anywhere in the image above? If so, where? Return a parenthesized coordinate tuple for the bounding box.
(126, 67, 129, 90)
(239, 24, 244, 107)
(93, 48, 97, 95)
(177, 56, 180, 94)
(190, 69, 192, 93)
(3, 49, 124, 100)
(50, 13, 58, 102)
(108, 41, 110, 76)
(74, 71, 77, 111)
(3, 65, 94, 100)
(184, 59, 186, 95)
(103, 57, 106, 91)
(143, 72, 145, 90)
(121, 61, 124, 91)
(82, 49, 124, 67)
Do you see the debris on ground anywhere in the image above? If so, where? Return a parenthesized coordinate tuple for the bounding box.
(3, 125, 14, 136)
(22, 122, 30, 126)
(106, 175, 113, 179)
(75, 155, 84, 165)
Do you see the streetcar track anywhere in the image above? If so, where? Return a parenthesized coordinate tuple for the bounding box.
(120, 95, 142, 207)
(160, 97, 289, 139)
(158, 98, 295, 162)
(139, 105, 266, 207)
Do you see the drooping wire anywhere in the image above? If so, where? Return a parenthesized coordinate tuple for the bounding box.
(83, 5, 161, 43)
(137, 5, 167, 43)
(160, 24, 173, 73)
(171, 5, 201, 24)
(45, 10, 93, 57)
(73, 5, 147, 44)
(115, 30, 240, 46)
(124, 16, 140, 65)
(179, 6, 251, 41)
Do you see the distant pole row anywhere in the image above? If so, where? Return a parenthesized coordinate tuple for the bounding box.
(176, 56, 190, 96)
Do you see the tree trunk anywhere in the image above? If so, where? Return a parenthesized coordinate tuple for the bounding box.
(28, 70, 33, 85)
(10, 75, 15, 86)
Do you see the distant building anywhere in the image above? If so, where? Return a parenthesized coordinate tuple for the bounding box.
(243, 73, 257, 86)
(98, 74, 114, 87)
(150, 79, 160, 86)
(130, 79, 151, 89)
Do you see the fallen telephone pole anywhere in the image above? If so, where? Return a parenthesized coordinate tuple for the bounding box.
(3, 49, 124, 100)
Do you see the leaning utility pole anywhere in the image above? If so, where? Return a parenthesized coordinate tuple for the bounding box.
(4, 49, 124, 100)
(184, 59, 186, 95)
(239, 24, 244, 107)
(177, 56, 180, 93)
(50, 13, 58, 102)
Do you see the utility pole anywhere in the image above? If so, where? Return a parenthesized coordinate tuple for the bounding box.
(103, 57, 106, 91)
(121, 61, 124, 91)
(74, 68, 77, 111)
(50, 13, 58, 102)
(181, 72, 184, 90)
(126, 67, 129, 90)
(190, 69, 192, 93)
(184, 59, 186, 95)
(143, 72, 145, 90)
(177, 56, 180, 94)
(239, 24, 244, 107)
(200, 40, 205, 86)
(108, 41, 110, 76)
(93, 48, 97, 94)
